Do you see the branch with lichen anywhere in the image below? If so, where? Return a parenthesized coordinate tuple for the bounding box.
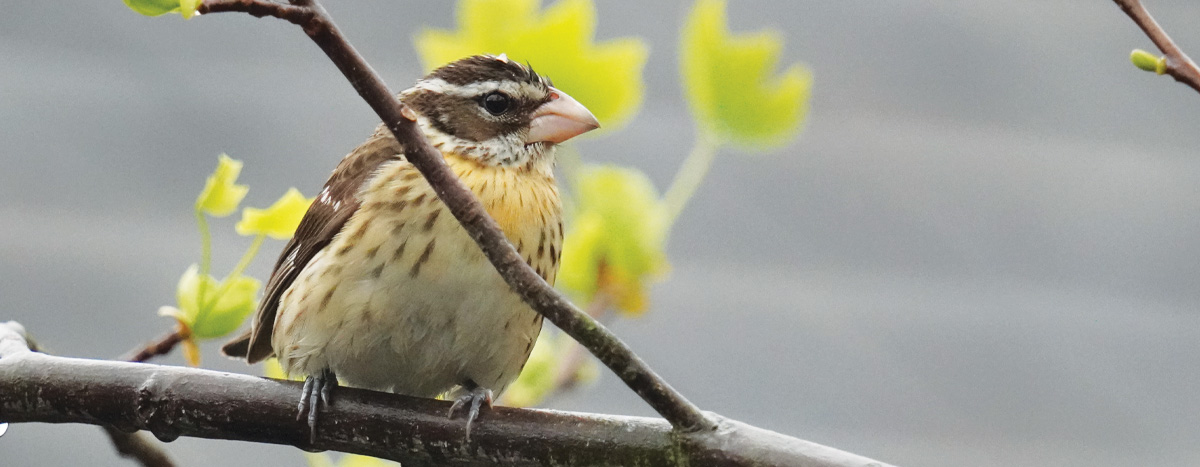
(0, 321, 890, 467)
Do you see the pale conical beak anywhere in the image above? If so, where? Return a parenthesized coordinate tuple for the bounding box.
(526, 87, 600, 144)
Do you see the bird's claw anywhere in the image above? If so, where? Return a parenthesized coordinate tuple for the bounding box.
(448, 385, 493, 440)
(297, 369, 337, 444)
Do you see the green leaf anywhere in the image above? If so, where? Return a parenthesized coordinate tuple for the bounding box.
(263, 358, 305, 382)
(171, 264, 261, 339)
(196, 154, 249, 217)
(501, 333, 561, 407)
(235, 188, 314, 240)
(302, 452, 400, 467)
(123, 0, 181, 17)
(1130, 49, 1166, 75)
(558, 165, 668, 315)
(179, 0, 200, 19)
(337, 455, 401, 467)
(303, 453, 337, 467)
(681, 0, 813, 149)
(192, 274, 259, 339)
(415, 0, 649, 130)
(169, 264, 206, 328)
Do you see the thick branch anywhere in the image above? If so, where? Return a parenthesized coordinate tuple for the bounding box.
(98, 328, 187, 467)
(0, 322, 890, 467)
(197, 0, 710, 432)
(1114, 0, 1200, 93)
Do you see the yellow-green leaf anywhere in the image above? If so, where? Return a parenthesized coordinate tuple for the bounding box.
(171, 264, 261, 339)
(1130, 49, 1167, 75)
(304, 453, 399, 467)
(558, 165, 668, 315)
(235, 188, 313, 240)
(193, 275, 258, 339)
(179, 0, 200, 19)
(181, 335, 201, 367)
(337, 455, 400, 467)
(415, 0, 649, 130)
(263, 358, 303, 381)
(196, 154, 249, 217)
(502, 333, 561, 407)
(304, 453, 337, 467)
(682, 0, 812, 149)
(263, 358, 287, 380)
(123, 0, 181, 17)
(170, 264, 207, 329)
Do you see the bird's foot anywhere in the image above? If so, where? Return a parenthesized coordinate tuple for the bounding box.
(448, 383, 494, 440)
(297, 369, 337, 444)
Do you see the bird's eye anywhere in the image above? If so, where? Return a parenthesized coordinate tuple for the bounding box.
(481, 92, 511, 116)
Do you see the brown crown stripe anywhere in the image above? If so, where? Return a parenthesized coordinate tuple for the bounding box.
(430, 55, 549, 88)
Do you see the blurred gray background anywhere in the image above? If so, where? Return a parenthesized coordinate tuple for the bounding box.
(4, 1, 1200, 465)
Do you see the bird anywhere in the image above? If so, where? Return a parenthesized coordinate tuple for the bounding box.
(221, 54, 599, 441)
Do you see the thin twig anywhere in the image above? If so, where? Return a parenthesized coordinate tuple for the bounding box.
(1114, 0, 1200, 93)
(663, 133, 719, 230)
(0, 322, 892, 467)
(200, 0, 311, 23)
(102, 426, 176, 467)
(120, 328, 184, 363)
(197, 0, 713, 432)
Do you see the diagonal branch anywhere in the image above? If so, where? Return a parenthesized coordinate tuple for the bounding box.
(197, 0, 711, 432)
(1114, 0, 1200, 93)
(0, 322, 890, 467)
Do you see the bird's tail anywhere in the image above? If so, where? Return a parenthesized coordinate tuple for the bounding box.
(221, 331, 252, 360)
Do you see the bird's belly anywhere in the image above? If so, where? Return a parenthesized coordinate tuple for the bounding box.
(272, 208, 542, 398)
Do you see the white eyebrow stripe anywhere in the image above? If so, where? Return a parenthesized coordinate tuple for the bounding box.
(412, 78, 545, 100)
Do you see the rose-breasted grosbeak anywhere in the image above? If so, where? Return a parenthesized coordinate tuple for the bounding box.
(222, 55, 599, 439)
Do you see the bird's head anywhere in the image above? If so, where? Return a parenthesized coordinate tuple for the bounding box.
(400, 54, 600, 171)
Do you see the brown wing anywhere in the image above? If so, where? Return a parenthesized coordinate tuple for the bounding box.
(222, 125, 404, 363)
